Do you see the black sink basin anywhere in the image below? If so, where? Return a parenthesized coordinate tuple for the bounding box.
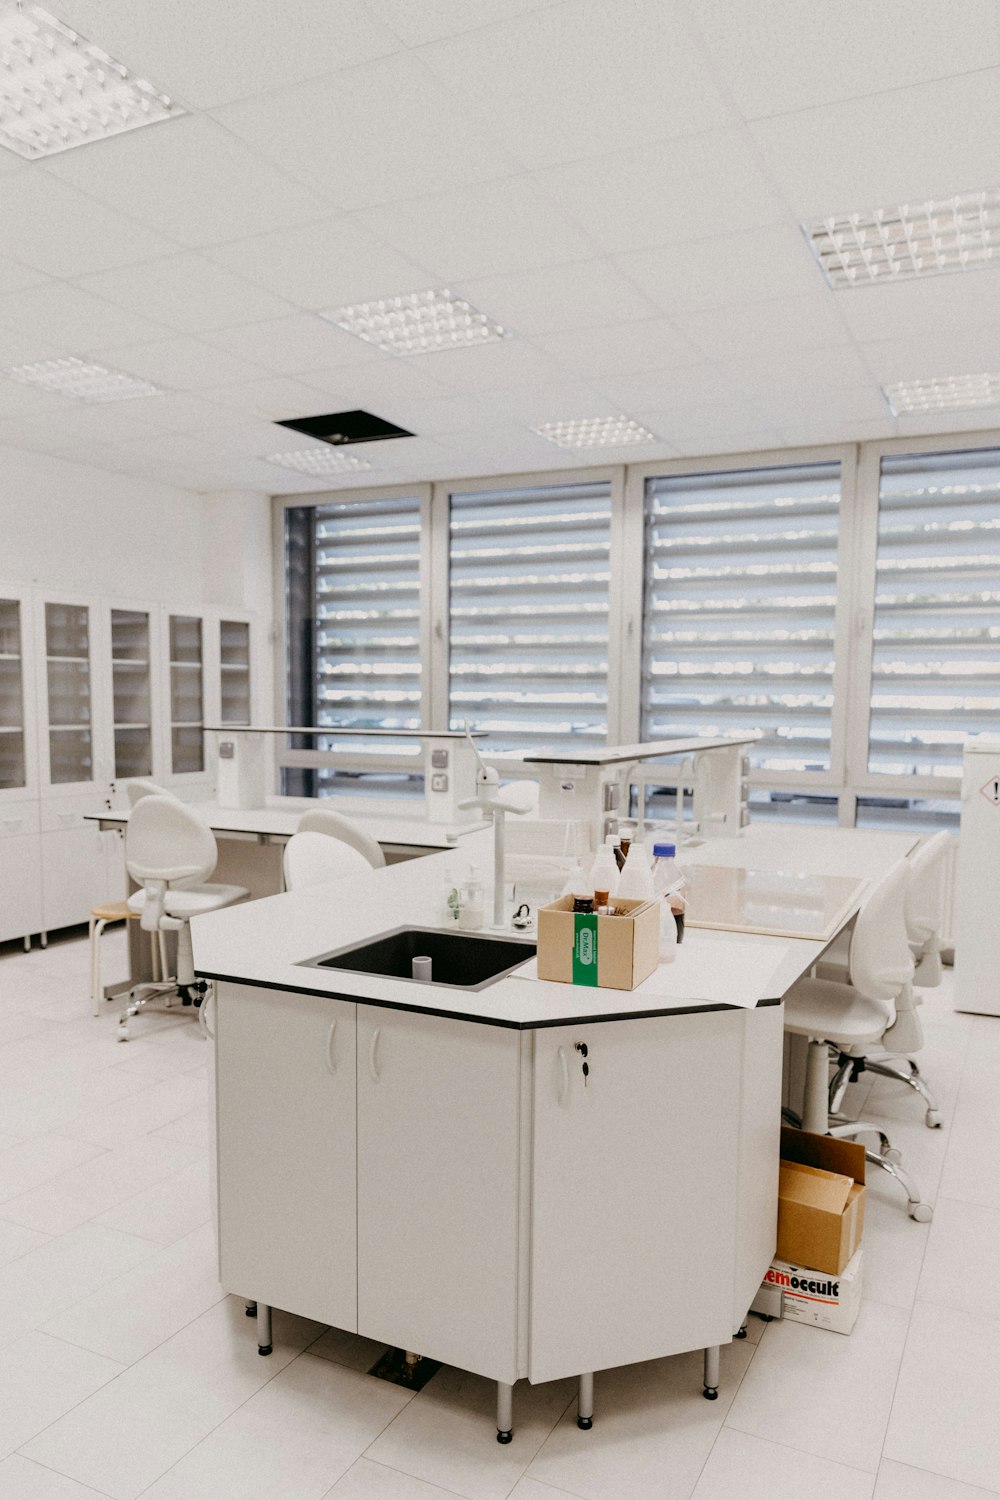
(300, 926, 536, 991)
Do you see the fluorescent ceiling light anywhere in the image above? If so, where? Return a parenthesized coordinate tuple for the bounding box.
(883, 373, 1000, 416)
(321, 288, 507, 355)
(532, 416, 658, 449)
(4, 355, 163, 401)
(265, 449, 373, 476)
(805, 189, 1000, 287)
(0, 2, 183, 160)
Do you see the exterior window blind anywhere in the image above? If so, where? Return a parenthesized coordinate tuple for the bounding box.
(642, 462, 841, 775)
(868, 450, 1000, 783)
(288, 494, 423, 797)
(448, 480, 611, 753)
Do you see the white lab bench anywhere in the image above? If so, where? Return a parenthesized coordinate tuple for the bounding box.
(190, 835, 873, 1441)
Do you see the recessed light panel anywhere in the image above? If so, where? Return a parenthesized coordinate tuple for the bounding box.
(4, 356, 163, 401)
(532, 417, 658, 449)
(0, 3, 184, 160)
(805, 189, 1000, 287)
(883, 373, 1000, 416)
(265, 449, 373, 476)
(321, 289, 507, 355)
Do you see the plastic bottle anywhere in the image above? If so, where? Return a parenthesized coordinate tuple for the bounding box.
(440, 868, 461, 924)
(458, 864, 485, 930)
(652, 841, 687, 959)
(589, 838, 621, 909)
(614, 819, 637, 870)
(616, 840, 654, 902)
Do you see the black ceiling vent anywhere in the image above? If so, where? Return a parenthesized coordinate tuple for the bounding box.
(274, 409, 414, 446)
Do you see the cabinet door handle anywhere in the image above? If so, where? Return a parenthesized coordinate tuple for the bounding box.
(199, 986, 216, 1040)
(557, 1046, 569, 1107)
(325, 1019, 337, 1075)
(368, 1026, 381, 1082)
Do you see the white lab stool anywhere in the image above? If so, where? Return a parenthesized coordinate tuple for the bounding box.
(89, 901, 167, 1018)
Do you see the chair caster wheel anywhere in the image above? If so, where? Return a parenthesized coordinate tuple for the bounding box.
(496, 1430, 513, 1445)
(577, 1416, 593, 1430)
(703, 1387, 718, 1401)
(926, 1110, 943, 1128)
(245, 1303, 257, 1317)
(117, 1029, 128, 1043)
(910, 1202, 933, 1223)
(734, 1326, 748, 1340)
(883, 1147, 903, 1165)
(258, 1344, 272, 1356)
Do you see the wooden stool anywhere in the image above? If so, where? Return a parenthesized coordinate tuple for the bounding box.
(89, 902, 167, 1017)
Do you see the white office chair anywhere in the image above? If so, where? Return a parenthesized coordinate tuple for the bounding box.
(119, 795, 248, 1041)
(906, 829, 951, 986)
(283, 830, 377, 891)
(783, 859, 933, 1221)
(295, 807, 386, 869)
(125, 778, 176, 808)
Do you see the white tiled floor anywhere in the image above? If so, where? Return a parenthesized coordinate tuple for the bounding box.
(0, 929, 997, 1498)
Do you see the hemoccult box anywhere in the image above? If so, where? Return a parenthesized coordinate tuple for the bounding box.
(753, 1248, 864, 1334)
(536, 896, 659, 990)
(776, 1127, 866, 1276)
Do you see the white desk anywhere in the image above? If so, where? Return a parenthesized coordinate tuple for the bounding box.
(678, 824, 919, 879)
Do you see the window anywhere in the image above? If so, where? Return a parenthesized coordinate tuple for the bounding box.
(867, 449, 1000, 784)
(448, 480, 612, 753)
(284, 494, 423, 798)
(642, 462, 842, 776)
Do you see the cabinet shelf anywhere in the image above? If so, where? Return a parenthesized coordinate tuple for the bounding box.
(49, 723, 93, 732)
(47, 654, 88, 664)
(111, 657, 149, 668)
(114, 721, 151, 731)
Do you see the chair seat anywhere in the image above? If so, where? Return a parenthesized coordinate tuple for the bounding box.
(91, 901, 140, 923)
(783, 975, 892, 1046)
(127, 882, 249, 919)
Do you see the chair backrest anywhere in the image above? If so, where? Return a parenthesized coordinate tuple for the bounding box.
(905, 830, 951, 945)
(125, 779, 175, 808)
(500, 779, 540, 816)
(125, 795, 218, 885)
(848, 859, 915, 1003)
(283, 830, 376, 891)
(295, 808, 386, 869)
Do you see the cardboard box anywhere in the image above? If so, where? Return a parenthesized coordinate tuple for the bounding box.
(776, 1127, 866, 1275)
(753, 1248, 864, 1334)
(536, 895, 660, 991)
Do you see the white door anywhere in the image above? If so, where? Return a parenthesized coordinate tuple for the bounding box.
(529, 1012, 743, 1384)
(215, 984, 358, 1331)
(356, 1006, 522, 1383)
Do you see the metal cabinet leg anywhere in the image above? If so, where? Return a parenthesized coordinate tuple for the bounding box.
(496, 1381, 513, 1444)
(577, 1371, 594, 1430)
(703, 1344, 720, 1400)
(244, 1301, 257, 1317)
(256, 1302, 272, 1356)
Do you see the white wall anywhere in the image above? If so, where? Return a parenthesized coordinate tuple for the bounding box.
(0, 447, 271, 614)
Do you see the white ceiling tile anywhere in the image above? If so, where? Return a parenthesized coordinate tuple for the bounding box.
(893, 410, 1000, 438)
(368, 0, 554, 46)
(0, 283, 172, 353)
(536, 130, 789, 256)
(775, 417, 898, 448)
(371, 381, 621, 436)
(293, 360, 453, 410)
(720, 343, 875, 394)
(835, 272, 1000, 344)
(44, 116, 332, 249)
(858, 330, 1000, 385)
(0, 328, 65, 367)
(113, 431, 225, 465)
(120, 393, 252, 433)
(418, 0, 734, 168)
(212, 53, 518, 212)
(687, 0, 1000, 120)
(197, 376, 356, 422)
(0, 174, 179, 278)
(591, 364, 740, 411)
(450, 260, 660, 338)
(615, 226, 825, 316)
(203, 314, 388, 374)
(406, 339, 576, 394)
(750, 385, 891, 427)
(205, 217, 434, 309)
(749, 70, 1000, 219)
(78, 255, 297, 334)
(95, 337, 271, 390)
(355, 177, 598, 283)
(536, 317, 701, 379)
(0, 258, 49, 296)
(674, 297, 853, 362)
(53, 0, 404, 108)
(0, 404, 162, 451)
(630, 399, 772, 443)
(669, 428, 788, 459)
(0, 378, 67, 419)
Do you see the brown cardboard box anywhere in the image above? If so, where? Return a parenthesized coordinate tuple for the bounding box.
(536, 895, 660, 991)
(775, 1127, 866, 1276)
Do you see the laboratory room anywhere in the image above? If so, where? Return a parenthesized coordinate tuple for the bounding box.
(2, 5, 1000, 1500)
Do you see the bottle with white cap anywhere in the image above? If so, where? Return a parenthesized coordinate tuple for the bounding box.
(652, 841, 687, 960)
(589, 836, 621, 911)
(616, 839, 654, 902)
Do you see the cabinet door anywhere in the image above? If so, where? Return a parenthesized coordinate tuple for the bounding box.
(529, 1012, 743, 1383)
(357, 1006, 522, 1383)
(0, 592, 38, 803)
(163, 610, 207, 780)
(215, 984, 357, 1331)
(36, 595, 108, 794)
(0, 826, 43, 942)
(107, 604, 157, 783)
(39, 822, 106, 932)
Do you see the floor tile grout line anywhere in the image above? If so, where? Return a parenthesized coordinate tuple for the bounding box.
(13, 1451, 119, 1500)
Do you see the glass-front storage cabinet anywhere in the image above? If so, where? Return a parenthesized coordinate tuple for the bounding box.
(0, 595, 29, 794)
(110, 608, 154, 780)
(43, 599, 96, 789)
(219, 618, 252, 725)
(169, 613, 205, 775)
